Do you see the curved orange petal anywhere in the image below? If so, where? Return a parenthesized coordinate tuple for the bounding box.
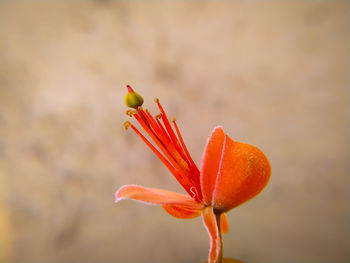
(200, 126, 225, 205)
(212, 134, 271, 212)
(220, 213, 229, 234)
(162, 204, 202, 219)
(115, 184, 203, 210)
(202, 206, 222, 263)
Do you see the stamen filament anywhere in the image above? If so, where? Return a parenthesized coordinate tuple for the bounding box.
(135, 109, 192, 177)
(155, 100, 183, 152)
(128, 123, 199, 200)
(143, 110, 171, 144)
(173, 119, 202, 199)
(125, 91, 203, 203)
(143, 110, 191, 173)
(190, 186, 199, 199)
(133, 112, 188, 178)
(172, 119, 200, 174)
(156, 112, 192, 167)
(136, 108, 150, 128)
(129, 125, 178, 176)
(155, 115, 172, 143)
(155, 100, 202, 199)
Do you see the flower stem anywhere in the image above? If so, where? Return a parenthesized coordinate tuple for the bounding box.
(215, 211, 223, 263)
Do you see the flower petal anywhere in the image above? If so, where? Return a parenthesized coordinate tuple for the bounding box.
(115, 184, 203, 209)
(220, 213, 229, 234)
(200, 126, 225, 205)
(212, 134, 271, 212)
(162, 204, 203, 219)
(202, 206, 222, 263)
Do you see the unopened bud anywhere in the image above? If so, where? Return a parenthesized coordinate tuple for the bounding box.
(125, 85, 144, 109)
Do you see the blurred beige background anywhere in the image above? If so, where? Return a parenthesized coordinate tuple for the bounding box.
(0, 1, 349, 263)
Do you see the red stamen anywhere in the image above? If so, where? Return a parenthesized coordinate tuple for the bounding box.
(154, 113, 202, 201)
(155, 99, 183, 151)
(133, 112, 187, 176)
(155, 116, 171, 142)
(125, 94, 203, 203)
(155, 107, 193, 167)
(173, 119, 202, 200)
(143, 110, 170, 144)
(128, 123, 200, 201)
(172, 119, 200, 174)
(140, 109, 191, 175)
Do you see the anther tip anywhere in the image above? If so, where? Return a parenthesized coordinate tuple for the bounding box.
(154, 98, 159, 103)
(123, 121, 132, 130)
(172, 117, 176, 122)
(126, 109, 136, 117)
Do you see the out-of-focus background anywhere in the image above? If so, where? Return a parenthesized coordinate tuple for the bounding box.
(0, 1, 349, 263)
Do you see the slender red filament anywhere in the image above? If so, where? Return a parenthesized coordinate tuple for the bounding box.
(129, 124, 192, 190)
(125, 97, 203, 202)
(173, 119, 202, 199)
(155, 100, 183, 151)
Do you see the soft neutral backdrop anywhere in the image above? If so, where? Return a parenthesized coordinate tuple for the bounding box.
(0, 1, 349, 263)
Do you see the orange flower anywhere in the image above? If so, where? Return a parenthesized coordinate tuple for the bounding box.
(116, 86, 271, 263)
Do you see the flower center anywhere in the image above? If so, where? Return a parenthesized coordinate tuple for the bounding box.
(123, 86, 203, 202)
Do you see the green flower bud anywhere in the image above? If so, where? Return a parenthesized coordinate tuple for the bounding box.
(125, 85, 144, 109)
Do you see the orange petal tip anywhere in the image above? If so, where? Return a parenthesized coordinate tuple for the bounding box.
(115, 184, 203, 208)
